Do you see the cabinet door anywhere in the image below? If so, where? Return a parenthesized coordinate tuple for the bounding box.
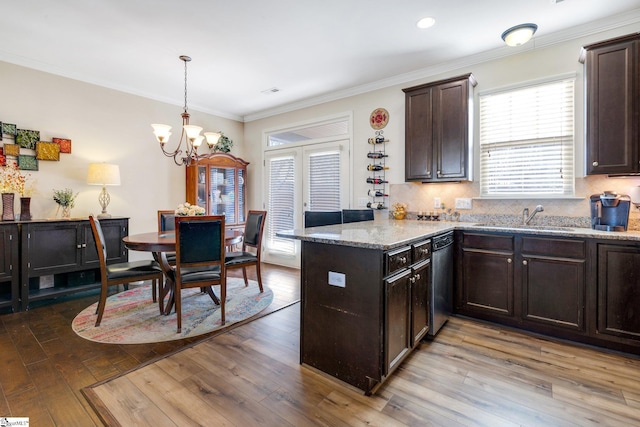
(404, 87, 433, 181)
(0, 225, 15, 282)
(433, 79, 469, 181)
(522, 256, 585, 330)
(586, 38, 638, 174)
(461, 249, 514, 317)
(385, 269, 411, 373)
(598, 244, 640, 340)
(411, 260, 431, 346)
(25, 222, 82, 274)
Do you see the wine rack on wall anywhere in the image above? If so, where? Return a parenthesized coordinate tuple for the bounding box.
(366, 130, 388, 210)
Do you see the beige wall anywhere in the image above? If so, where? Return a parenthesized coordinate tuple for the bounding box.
(0, 61, 243, 260)
(243, 23, 640, 225)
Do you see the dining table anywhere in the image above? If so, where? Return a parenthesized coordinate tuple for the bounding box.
(123, 228, 243, 315)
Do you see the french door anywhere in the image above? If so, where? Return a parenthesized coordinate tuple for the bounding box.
(263, 140, 349, 267)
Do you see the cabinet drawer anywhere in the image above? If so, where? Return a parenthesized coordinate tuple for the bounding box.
(412, 239, 431, 264)
(462, 233, 513, 251)
(385, 246, 411, 276)
(521, 236, 585, 259)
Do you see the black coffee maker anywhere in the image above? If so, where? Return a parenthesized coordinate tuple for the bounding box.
(590, 191, 631, 231)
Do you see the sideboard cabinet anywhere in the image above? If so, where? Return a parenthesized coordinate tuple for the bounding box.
(186, 153, 249, 231)
(20, 218, 128, 310)
(0, 223, 19, 312)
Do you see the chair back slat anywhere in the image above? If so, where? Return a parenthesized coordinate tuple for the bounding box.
(158, 210, 176, 231)
(342, 209, 374, 224)
(178, 219, 223, 264)
(89, 216, 108, 268)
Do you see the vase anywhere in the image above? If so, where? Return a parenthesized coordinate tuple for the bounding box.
(62, 205, 71, 219)
(20, 197, 32, 221)
(2, 193, 15, 221)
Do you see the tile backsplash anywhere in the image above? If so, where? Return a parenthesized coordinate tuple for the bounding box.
(390, 175, 640, 231)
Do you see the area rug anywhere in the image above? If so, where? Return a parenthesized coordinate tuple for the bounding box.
(72, 278, 273, 344)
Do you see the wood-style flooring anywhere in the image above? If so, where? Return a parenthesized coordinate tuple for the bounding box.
(0, 264, 300, 426)
(3, 263, 640, 426)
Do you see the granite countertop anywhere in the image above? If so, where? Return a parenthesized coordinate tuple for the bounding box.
(277, 220, 640, 250)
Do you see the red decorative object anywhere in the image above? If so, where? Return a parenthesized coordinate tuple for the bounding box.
(370, 108, 389, 130)
(53, 137, 72, 154)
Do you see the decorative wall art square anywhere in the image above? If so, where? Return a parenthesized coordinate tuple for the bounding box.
(16, 129, 40, 150)
(4, 144, 19, 157)
(18, 154, 38, 171)
(52, 137, 72, 154)
(36, 141, 60, 161)
(0, 122, 17, 141)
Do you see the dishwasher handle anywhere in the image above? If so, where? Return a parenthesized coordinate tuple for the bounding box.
(432, 232, 454, 251)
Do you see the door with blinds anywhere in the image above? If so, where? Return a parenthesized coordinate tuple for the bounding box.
(263, 140, 349, 267)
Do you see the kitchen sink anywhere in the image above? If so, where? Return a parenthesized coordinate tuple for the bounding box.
(474, 223, 574, 231)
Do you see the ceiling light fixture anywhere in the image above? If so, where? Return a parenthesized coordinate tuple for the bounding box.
(501, 23, 538, 47)
(416, 17, 436, 29)
(151, 55, 221, 166)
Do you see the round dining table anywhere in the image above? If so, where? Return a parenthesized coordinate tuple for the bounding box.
(123, 229, 243, 314)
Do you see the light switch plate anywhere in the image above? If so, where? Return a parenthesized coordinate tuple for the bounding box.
(455, 198, 472, 209)
(328, 271, 346, 288)
(434, 197, 441, 208)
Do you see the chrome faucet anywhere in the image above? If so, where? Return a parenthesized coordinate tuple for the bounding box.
(523, 205, 544, 225)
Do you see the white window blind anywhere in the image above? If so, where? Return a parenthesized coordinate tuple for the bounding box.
(308, 151, 341, 211)
(266, 156, 295, 253)
(479, 78, 575, 197)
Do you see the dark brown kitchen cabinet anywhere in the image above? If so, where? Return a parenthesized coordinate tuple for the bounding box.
(0, 223, 19, 312)
(597, 243, 640, 341)
(457, 232, 515, 319)
(410, 259, 431, 346)
(520, 236, 586, 331)
(582, 33, 640, 175)
(385, 268, 411, 372)
(20, 218, 128, 310)
(403, 74, 476, 182)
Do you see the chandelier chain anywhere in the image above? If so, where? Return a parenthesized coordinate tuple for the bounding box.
(183, 57, 188, 114)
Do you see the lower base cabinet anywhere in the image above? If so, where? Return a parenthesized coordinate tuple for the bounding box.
(0, 223, 19, 312)
(301, 238, 431, 394)
(597, 243, 640, 341)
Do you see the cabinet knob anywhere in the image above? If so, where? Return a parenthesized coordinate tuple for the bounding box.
(523, 260, 528, 265)
(592, 161, 598, 167)
(400, 256, 407, 264)
(507, 258, 512, 263)
(415, 273, 420, 280)
(409, 276, 416, 283)
(76, 244, 82, 249)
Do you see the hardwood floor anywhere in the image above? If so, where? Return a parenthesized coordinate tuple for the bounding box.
(3, 264, 640, 426)
(0, 264, 300, 426)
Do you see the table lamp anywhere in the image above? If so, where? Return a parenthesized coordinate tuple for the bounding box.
(87, 163, 121, 218)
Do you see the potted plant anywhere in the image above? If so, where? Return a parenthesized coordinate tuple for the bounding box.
(214, 132, 233, 153)
(53, 188, 78, 218)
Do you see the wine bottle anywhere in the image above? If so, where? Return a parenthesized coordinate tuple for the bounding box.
(367, 152, 388, 159)
(367, 164, 389, 171)
(368, 189, 388, 197)
(367, 202, 386, 209)
(366, 177, 388, 184)
(367, 137, 389, 144)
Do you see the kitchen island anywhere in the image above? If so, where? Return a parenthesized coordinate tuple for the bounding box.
(279, 219, 640, 394)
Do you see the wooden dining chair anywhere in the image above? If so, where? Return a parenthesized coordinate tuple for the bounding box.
(342, 208, 374, 223)
(89, 215, 164, 327)
(157, 209, 177, 265)
(304, 210, 343, 228)
(225, 210, 267, 292)
(168, 215, 226, 333)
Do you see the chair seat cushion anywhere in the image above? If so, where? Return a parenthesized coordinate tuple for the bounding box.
(106, 260, 162, 280)
(167, 265, 221, 284)
(225, 251, 258, 266)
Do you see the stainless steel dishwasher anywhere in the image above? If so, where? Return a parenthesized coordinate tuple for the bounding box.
(429, 231, 454, 336)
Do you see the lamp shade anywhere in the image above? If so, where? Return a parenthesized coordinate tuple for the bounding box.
(501, 23, 538, 47)
(87, 163, 121, 186)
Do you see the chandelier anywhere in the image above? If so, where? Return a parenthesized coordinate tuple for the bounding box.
(151, 55, 221, 166)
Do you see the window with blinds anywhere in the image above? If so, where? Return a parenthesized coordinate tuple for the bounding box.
(479, 77, 575, 197)
(308, 151, 341, 211)
(266, 156, 295, 253)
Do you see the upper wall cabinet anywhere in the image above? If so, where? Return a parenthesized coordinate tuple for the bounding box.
(582, 33, 640, 175)
(403, 74, 476, 182)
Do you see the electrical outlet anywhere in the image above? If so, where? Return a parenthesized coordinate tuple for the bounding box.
(358, 197, 369, 207)
(455, 198, 472, 209)
(433, 197, 441, 209)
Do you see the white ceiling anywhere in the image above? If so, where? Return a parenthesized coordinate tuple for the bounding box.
(1, 1, 639, 122)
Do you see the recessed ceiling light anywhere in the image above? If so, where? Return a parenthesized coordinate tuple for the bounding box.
(416, 17, 436, 29)
(261, 87, 281, 95)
